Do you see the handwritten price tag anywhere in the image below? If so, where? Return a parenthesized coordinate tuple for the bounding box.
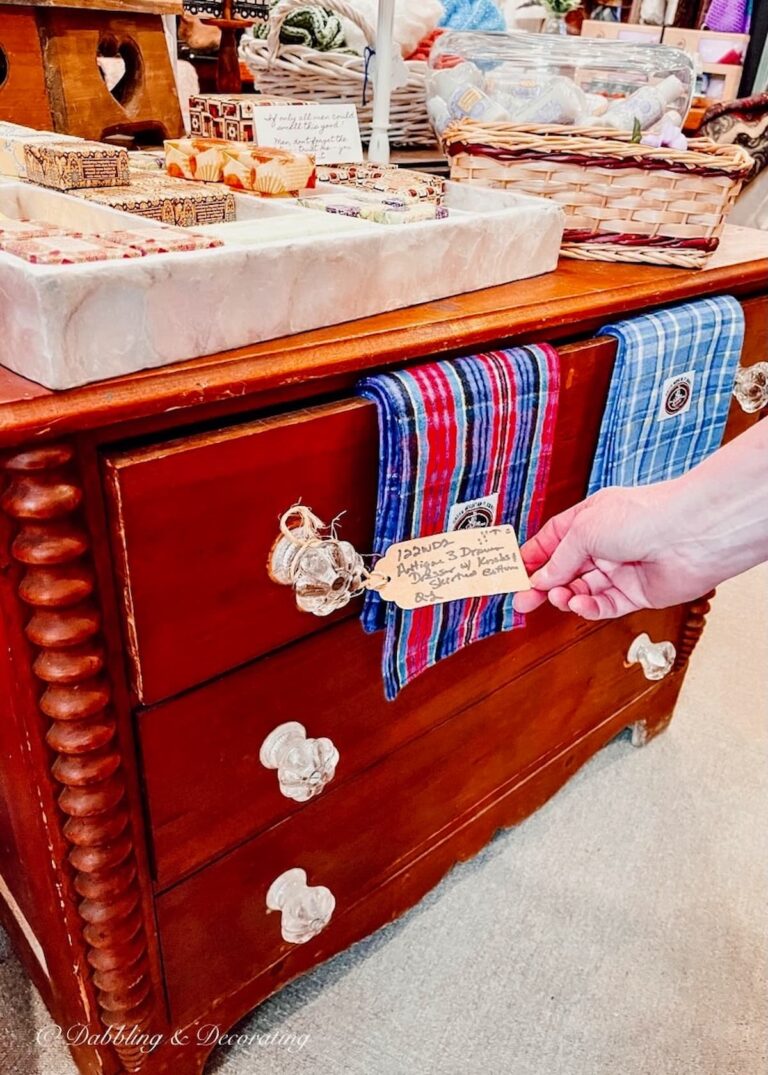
(253, 104, 364, 164)
(369, 525, 532, 610)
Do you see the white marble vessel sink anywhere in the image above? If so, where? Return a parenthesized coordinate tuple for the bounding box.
(0, 181, 564, 390)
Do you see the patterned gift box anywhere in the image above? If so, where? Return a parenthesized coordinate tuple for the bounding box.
(182, 0, 269, 19)
(23, 141, 130, 191)
(188, 94, 303, 142)
(74, 175, 236, 227)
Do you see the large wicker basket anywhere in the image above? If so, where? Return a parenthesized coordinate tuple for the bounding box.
(442, 120, 754, 268)
(239, 0, 435, 147)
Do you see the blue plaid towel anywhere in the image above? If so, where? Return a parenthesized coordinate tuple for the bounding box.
(588, 296, 744, 495)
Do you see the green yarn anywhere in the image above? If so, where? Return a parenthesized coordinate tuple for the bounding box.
(251, 4, 348, 51)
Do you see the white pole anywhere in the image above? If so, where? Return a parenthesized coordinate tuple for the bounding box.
(368, 0, 395, 164)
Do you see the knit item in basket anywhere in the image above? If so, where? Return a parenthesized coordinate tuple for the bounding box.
(250, 3, 347, 49)
(440, 0, 506, 32)
(316, 162, 445, 202)
(587, 296, 744, 495)
(443, 122, 753, 268)
(358, 345, 560, 700)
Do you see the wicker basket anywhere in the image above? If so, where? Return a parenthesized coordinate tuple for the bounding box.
(442, 120, 754, 268)
(239, 0, 435, 147)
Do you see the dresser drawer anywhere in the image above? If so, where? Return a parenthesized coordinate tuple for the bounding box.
(104, 337, 616, 705)
(156, 602, 688, 1026)
(144, 600, 599, 889)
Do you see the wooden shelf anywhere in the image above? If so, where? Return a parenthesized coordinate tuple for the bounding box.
(1, 0, 182, 11)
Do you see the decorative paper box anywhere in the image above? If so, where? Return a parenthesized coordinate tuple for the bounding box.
(74, 175, 236, 227)
(0, 123, 82, 180)
(188, 94, 303, 141)
(23, 141, 130, 191)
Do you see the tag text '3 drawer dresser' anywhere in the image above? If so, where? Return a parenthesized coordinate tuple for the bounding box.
(0, 226, 766, 1075)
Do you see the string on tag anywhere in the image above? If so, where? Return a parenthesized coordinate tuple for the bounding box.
(269, 505, 387, 616)
(362, 46, 375, 107)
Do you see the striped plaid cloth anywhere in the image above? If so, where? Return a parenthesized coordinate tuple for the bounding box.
(358, 345, 560, 700)
(588, 296, 744, 495)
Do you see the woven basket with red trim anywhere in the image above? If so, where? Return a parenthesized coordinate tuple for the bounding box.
(442, 121, 754, 268)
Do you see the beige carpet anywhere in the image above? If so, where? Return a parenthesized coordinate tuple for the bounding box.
(2, 567, 766, 1075)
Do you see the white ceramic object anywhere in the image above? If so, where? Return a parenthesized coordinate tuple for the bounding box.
(0, 181, 564, 390)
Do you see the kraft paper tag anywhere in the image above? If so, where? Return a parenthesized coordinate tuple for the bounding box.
(367, 525, 531, 610)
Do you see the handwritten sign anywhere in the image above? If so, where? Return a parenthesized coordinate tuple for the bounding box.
(253, 104, 363, 165)
(368, 525, 532, 610)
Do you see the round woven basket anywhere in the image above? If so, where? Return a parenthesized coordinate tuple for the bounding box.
(239, 0, 436, 148)
(442, 120, 754, 268)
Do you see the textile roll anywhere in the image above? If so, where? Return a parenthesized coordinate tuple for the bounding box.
(358, 346, 560, 700)
(588, 295, 745, 495)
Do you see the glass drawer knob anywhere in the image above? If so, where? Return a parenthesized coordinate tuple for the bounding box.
(266, 868, 335, 945)
(627, 633, 676, 681)
(733, 362, 768, 414)
(259, 721, 339, 802)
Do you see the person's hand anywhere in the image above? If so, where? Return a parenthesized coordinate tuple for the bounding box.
(513, 483, 716, 620)
(513, 421, 768, 621)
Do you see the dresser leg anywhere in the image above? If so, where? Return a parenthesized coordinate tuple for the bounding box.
(630, 711, 674, 747)
(1, 444, 161, 1074)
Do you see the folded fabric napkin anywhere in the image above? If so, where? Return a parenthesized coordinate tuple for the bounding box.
(588, 295, 745, 495)
(358, 345, 560, 700)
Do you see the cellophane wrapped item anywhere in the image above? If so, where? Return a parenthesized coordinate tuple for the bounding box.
(165, 137, 316, 194)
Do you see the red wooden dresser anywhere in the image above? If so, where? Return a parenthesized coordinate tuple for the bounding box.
(0, 226, 766, 1075)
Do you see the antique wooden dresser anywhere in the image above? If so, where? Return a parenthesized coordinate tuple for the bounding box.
(0, 226, 766, 1075)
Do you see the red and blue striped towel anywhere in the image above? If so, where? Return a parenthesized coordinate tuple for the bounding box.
(358, 345, 560, 700)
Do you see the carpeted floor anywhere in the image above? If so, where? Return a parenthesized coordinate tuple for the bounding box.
(2, 567, 766, 1075)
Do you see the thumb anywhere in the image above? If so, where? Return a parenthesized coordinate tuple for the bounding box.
(529, 521, 589, 592)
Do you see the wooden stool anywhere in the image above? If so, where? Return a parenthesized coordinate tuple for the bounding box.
(0, 0, 184, 142)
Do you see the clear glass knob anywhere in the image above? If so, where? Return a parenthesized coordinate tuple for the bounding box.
(627, 632, 676, 681)
(260, 722, 339, 802)
(266, 868, 335, 945)
(733, 362, 768, 414)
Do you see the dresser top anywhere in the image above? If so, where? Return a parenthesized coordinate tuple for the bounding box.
(0, 224, 766, 446)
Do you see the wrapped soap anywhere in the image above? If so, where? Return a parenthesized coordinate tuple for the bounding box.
(298, 192, 448, 225)
(23, 141, 130, 190)
(0, 234, 142, 265)
(104, 227, 224, 254)
(74, 175, 236, 227)
(200, 213, 366, 245)
(165, 138, 316, 195)
(0, 219, 75, 241)
(316, 163, 444, 204)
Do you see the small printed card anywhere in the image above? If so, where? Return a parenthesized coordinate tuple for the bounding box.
(368, 524, 531, 610)
(253, 104, 364, 165)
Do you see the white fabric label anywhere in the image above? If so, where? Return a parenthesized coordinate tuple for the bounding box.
(658, 370, 695, 421)
(448, 493, 499, 531)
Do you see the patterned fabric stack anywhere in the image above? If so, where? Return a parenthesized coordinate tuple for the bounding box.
(587, 295, 745, 494)
(358, 345, 560, 700)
